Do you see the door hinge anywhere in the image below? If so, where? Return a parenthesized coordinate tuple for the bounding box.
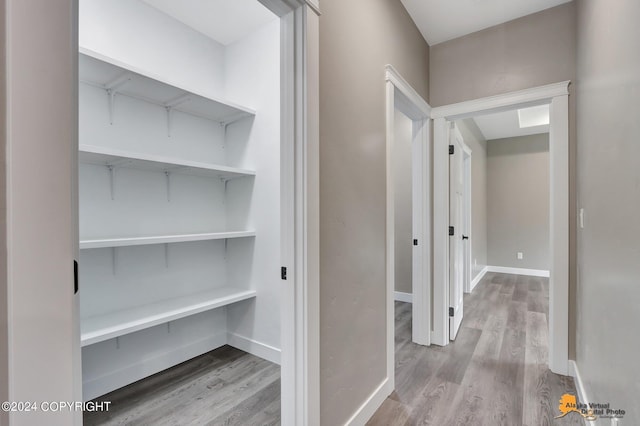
(413, 239, 418, 246)
(449, 307, 454, 317)
(449, 226, 454, 236)
(281, 266, 287, 280)
(449, 145, 454, 155)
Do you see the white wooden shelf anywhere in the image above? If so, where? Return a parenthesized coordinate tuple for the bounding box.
(81, 287, 257, 346)
(79, 144, 255, 180)
(79, 48, 255, 125)
(80, 230, 256, 250)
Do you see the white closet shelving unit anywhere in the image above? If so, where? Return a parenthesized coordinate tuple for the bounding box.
(79, 144, 256, 181)
(79, 50, 258, 353)
(80, 230, 256, 250)
(79, 49, 255, 125)
(81, 287, 257, 346)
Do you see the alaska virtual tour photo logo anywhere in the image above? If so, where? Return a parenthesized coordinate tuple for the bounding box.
(556, 393, 626, 422)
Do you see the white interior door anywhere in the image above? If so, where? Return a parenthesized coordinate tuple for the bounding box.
(449, 125, 464, 340)
(411, 118, 429, 346)
(462, 151, 472, 293)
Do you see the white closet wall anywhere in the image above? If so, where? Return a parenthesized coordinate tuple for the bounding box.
(79, 0, 226, 99)
(224, 19, 282, 356)
(79, 0, 281, 401)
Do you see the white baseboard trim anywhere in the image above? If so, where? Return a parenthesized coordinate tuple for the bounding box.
(487, 265, 550, 277)
(470, 266, 489, 292)
(227, 332, 281, 365)
(344, 378, 393, 426)
(568, 360, 592, 426)
(82, 333, 227, 401)
(394, 291, 413, 303)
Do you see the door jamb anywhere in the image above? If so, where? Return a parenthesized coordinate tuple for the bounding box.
(265, 2, 321, 425)
(430, 81, 570, 375)
(385, 65, 432, 391)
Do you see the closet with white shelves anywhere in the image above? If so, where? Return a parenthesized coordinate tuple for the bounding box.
(79, 48, 259, 360)
(79, 0, 282, 402)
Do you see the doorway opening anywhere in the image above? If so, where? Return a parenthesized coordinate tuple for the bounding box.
(74, 1, 318, 424)
(384, 65, 431, 394)
(431, 81, 570, 375)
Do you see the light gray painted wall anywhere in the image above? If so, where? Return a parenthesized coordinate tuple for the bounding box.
(319, 0, 429, 422)
(0, 1, 8, 423)
(575, 0, 640, 421)
(394, 109, 413, 294)
(4, 0, 81, 424)
(456, 119, 487, 280)
(429, 3, 576, 107)
(430, 2, 577, 357)
(487, 134, 550, 270)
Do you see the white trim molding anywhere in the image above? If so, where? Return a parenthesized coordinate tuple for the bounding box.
(430, 81, 570, 120)
(469, 266, 488, 292)
(568, 361, 592, 426)
(227, 333, 282, 365)
(548, 92, 570, 376)
(344, 379, 393, 426)
(394, 291, 413, 303)
(272, 1, 320, 425)
(486, 266, 550, 278)
(259, 0, 321, 17)
(385, 65, 431, 118)
(431, 81, 571, 376)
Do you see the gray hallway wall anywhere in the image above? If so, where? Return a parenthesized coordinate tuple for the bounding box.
(319, 0, 429, 423)
(487, 134, 550, 270)
(0, 1, 8, 423)
(575, 0, 640, 421)
(429, 3, 576, 107)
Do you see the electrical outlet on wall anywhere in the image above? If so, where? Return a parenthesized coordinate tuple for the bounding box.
(517, 252, 523, 260)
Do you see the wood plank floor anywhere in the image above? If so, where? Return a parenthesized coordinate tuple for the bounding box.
(368, 272, 583, 426)
(84, 345, 280, 426)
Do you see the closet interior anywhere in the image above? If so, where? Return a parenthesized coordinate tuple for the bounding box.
(78, 0, 282, 406)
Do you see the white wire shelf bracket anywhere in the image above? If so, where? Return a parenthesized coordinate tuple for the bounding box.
(79, 48, 256, 127)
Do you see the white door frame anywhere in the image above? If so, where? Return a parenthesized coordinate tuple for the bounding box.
(3, 1, 320, 425)
(431, 81, 570, 375)
(269, 1, 320, 424)
(385, 65, 432, 389)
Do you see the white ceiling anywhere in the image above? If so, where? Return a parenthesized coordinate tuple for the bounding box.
(473, 107, 549, 140)
(400, 0, 572, 45)
(141, 0, 276, 46)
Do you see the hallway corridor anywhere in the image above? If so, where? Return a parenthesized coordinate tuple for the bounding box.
(368, 273, 582, 426)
